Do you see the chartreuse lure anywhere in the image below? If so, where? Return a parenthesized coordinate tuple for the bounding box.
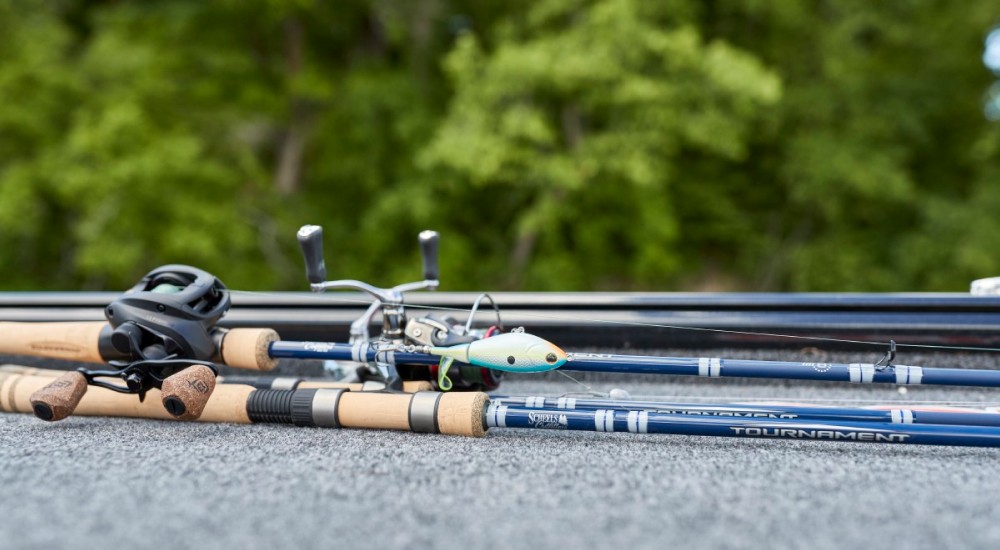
(431, 331, 567, 391)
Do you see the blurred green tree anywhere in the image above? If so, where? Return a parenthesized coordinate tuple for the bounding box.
(0, 0, 997, 292)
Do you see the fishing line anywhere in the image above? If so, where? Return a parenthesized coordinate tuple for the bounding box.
(229, 289, 1000, 355)
(555, 369, 605, 397)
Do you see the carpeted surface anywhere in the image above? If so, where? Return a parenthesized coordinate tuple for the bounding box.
(1, 349, 999, 550)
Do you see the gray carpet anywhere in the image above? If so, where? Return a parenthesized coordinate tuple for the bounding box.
(2, 349, 999, 550)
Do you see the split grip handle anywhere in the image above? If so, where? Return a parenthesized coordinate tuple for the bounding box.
(297, 225, 327, 284)
(2, 373, 254, 423)
(218, 328, 279, 371)
(0, 321, 106, 363)
(160, 365, 217, 420)
(5, 373, 487, 437)
(418, 230, 439, 282)
(246, 389, 488, 437)
(28, 371, 88, 421)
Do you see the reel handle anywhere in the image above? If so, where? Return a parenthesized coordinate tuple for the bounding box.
(160, 365, 217, 420)
(297, 225, 327, 285)
(29, 371, 89, 421)
(418, 230, 440, 282)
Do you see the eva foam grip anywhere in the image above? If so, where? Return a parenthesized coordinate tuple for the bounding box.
(28, 371, 88, 421)
(160, 365, 217, 420)
(219, 328, 279, 371)
(0, 322, 105, 363)
(1, 373, 254, 423)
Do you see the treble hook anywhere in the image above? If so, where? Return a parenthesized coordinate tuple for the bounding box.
(874, 340, 897, 370)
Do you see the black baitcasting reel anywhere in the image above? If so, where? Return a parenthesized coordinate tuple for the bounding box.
(30, 265, 231, 422)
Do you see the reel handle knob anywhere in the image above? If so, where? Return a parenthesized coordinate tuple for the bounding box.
(160, 365, 217, 420)
(29, 371, 88, 421)
(297, 225, 327, 285)
(419, 230, 440, 282)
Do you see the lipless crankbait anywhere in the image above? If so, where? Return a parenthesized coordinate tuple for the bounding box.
(431, 332, 567, 390)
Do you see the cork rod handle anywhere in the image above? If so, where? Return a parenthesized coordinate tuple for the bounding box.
(219, 328, 279, 371)
(0, 322, 106, 363)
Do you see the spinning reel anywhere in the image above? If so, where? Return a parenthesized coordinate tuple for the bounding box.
(297, 226, 503, 391)
(30, 265, 230, 421)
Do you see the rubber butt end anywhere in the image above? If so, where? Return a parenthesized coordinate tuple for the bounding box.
(29, 371, 88, 422)
(221, 329, 279, 371)
(160, 365, 217, 420)
(437, 392, 489, 437)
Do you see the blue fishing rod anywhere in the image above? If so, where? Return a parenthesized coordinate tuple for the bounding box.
(488, 395, 1000, 427)
(268, 340, 1000, 389)
(485, 404, 1000, 448)
(280, 224, 1000, 391)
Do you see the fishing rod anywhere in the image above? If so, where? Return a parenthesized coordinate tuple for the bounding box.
(267, 337, 1000, 389)
(287, 225, 1000, 390)
(15, 364, 1000, 429)
(7, 366, 1000, 448)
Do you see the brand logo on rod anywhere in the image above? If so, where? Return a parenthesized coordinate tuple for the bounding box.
(528, 412, 568, 429)
(304, 342, 335, 352)
(730, 427, 909, 442)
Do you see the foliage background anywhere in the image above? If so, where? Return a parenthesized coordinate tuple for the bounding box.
(1, 0, 999, 292)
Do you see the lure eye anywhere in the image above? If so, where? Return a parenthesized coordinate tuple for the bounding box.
(546, 353, 557, 364)
(507, 355, 515, 365)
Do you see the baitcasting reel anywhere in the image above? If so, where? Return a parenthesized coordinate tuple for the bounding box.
(104, 264, 231, 362)
(30, 265, 231, 422)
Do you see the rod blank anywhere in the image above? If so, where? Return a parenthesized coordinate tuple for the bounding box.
(490, 395, 1000, 428)
(486, 404, 1000, 447)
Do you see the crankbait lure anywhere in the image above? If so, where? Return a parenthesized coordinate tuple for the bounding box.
(431, 331, 567, 390)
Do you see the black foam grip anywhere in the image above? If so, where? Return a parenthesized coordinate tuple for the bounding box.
(419, 230, 439, 281)
(297, 225, 327, 284)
